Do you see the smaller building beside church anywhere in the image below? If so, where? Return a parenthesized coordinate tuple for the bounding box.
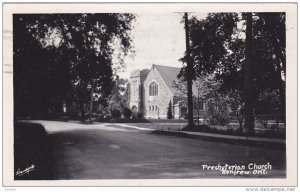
(129, 64, 206, 119)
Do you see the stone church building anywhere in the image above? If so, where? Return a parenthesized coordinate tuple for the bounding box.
(129, 64, 205, 119)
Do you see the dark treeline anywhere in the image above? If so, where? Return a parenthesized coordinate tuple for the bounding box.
(13, 14, 135, 120)
(179, 13, 285, 133)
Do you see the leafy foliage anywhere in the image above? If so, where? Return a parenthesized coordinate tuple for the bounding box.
(172, 74, 220, 99)
(182, 12, 285, 129)
(13, 14, 135, 120)
(252, 13, 286, 114)
(178, 13, 239, 80)
(122, 108, 132, 118)
(111, 109, 122, 118)
(206, 98, 230, 126)
(255, 90, 281, 115)
(108, 76, 128, 112)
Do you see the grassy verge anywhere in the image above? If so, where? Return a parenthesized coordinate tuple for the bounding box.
(182, 124, 285, 139)
(127, 123, 186, 131)
(127, 122, 285, 139)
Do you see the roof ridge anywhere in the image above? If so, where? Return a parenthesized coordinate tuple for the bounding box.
(153, 64, 181, 70)
(151, 64, 182, 95)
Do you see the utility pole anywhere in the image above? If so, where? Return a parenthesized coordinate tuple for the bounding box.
(184, 12, 194, 128)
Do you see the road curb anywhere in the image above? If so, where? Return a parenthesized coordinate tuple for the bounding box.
(152, 130, 286, 150)
(110, 123, 285, 150)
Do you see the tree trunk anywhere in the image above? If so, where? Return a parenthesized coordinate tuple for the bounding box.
(237, 108, 244, 133)
(244, 13, 255, 134)
(77, 87, 86, 122)
(79, 100, 85, 122)
(89, 85, 93, 122)
(184, 12, 194, 128)
(274, 55, 286, 117)
(197, 92, 200, 126)
(271, 36, 286, 124)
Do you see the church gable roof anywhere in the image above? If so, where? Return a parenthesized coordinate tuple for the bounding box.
(153, 64, 198, 96)
(153, 65, 182, 95)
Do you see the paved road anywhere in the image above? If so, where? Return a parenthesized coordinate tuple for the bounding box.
(32, 120, 286, 179)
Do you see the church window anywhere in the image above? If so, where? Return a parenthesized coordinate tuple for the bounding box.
(149, 82, 158, 96)
(155, 105, 158, 111)
(152, 106, 154, 111)
(149, 106, 151, 111)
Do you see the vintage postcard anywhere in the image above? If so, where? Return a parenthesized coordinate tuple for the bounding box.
(2, 3, 298, 187)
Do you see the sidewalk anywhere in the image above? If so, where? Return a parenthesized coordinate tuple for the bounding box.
(114, 123, 285, 148)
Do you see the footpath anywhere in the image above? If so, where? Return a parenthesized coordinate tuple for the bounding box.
(114, 123, 285, 149)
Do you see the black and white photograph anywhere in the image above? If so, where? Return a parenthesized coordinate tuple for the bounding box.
(2, 2, 298, 188)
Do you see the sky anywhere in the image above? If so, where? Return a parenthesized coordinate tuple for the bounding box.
(21, 12, 210, 80)
(36, 12, 211, 80)
(34, 12, 240, 80)
(114, 12, 245, 80)
(115, 13, 188, 79)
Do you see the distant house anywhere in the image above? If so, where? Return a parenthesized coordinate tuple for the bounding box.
(129, 64, 206, 119)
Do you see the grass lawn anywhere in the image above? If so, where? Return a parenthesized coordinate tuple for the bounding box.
(127, 121, 285, 139)
(127, 122, 187, 131)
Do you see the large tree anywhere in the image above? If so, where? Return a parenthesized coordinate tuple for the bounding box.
(243, 13, 255, 134)
(13, 15, 71, 118)
(185, 12, 285, 133)
(13, 14, 135, 120)
(183, 13, 194, 127)
(252, 13, 286, 115)
(178, 13, 238, 128)
(108, 76, 128, 112)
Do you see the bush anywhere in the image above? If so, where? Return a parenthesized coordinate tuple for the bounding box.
(207, 115, 229, 126)
(167, 101, 173, 119)
(183, 124, 211, 132)
(123, 108, 132, 118)
(137, 112, 143, 119)
(206, 98, 230, 126)
(111, 109, 121, 118)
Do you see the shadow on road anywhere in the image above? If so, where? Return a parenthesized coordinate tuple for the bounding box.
(14, 122, 55, 180)
(13, 121, 286, 180)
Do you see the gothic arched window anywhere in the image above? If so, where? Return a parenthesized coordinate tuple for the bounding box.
(149, 82, 158, 96)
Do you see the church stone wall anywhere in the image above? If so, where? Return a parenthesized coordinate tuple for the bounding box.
(143, 67, 173, 119)
(129, 70, 142, 114)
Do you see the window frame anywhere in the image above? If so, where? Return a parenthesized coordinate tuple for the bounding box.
(149, 82, 158, 96)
